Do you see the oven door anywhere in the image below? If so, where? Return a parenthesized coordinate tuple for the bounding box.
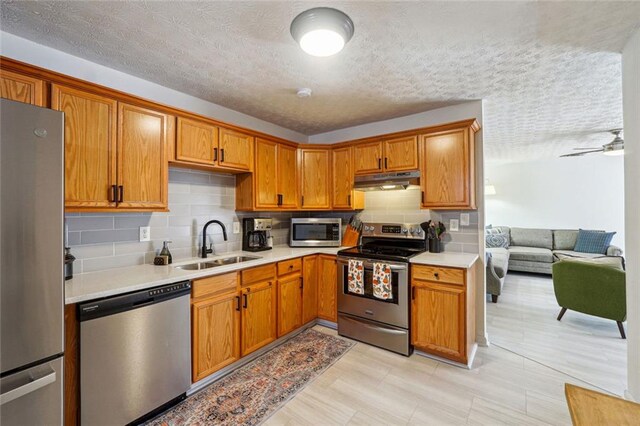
(290, 219, 341, 247)
(336, 257, 409, 328)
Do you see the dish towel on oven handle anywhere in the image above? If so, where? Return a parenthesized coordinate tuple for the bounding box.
(373, 262, 393, 300)
(348, 259, 365, 294)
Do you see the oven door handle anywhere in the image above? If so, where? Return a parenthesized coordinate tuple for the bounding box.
(337, 258, 408, 271)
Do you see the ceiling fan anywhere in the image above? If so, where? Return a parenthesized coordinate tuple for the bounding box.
(560, 129, 624, 157)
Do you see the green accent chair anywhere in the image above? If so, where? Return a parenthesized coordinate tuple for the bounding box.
(552, 260, 627, 339)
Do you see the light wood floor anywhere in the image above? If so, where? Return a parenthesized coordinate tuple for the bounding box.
(264, 325, 603, 425)
(487, 272, 627, 396)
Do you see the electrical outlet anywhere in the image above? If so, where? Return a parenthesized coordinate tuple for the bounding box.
(233, 221, 240, 234)
(460, 213, 470, 226)
(139, 226, 151, 242)
(450, 219, 459, 232)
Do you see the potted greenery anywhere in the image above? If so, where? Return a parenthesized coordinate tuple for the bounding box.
(425, 220, 446, 253)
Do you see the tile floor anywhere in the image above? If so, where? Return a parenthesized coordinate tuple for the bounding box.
(263, 325, 601, 425)
(487, 272, 627, 396)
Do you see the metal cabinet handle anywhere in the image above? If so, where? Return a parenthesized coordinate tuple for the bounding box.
(220, 148, 225, 162)
(301, 195, 304, 206)
(0, 370, 56, 406)
(434, 272, 440, 279)
(243, 293, 248, 309)
(110, 185, 117, 203)
(378, 158, 382, 169)
(348, 194, 351, 206)
(118, 185, 124, 203)
(277, 194, 283, 206)
(385, 157, 388, 169)
(411, 286, 416, 300)
(213, 147, 218, 162)
(421, 191, 425, 204)
(300, 277, 304, 289)
(235, 295, 240, 311)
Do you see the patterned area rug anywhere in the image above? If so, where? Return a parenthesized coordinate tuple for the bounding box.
(148, 328, 354, 426)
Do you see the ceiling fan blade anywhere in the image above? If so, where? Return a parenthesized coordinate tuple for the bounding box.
(560, 149, 604, 157)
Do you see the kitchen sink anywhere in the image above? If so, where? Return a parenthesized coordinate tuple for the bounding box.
(175, 256, 261, 271)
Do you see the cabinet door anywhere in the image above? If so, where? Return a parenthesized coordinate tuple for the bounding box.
(176, 117, 218, 165)
(117, 103, 169, 209)
(241, 280, 277, 356)
(192, 292, 241, 382)
(254, 138, 279, 208)
(1, 70, 44, 106)
(411, 281, 466, 363)
(302, 255, 319, 324)
(218, 127, 253, 171)
(52, 85, 117, 209)
(420, 128, 474, 209)
(332, 146, 355, 209)
(353, 141, 383, 175)
(277, 144, 298, 209)
(317, 255, 337, 322)
(299, 148, 331, 210)
(277, 275, 303, 337)
(384, 136, 418, 171)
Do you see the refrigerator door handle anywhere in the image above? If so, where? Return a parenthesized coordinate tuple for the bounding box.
(0, 369, 56, 406)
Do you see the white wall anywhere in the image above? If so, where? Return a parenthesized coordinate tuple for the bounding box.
(486, 156, 625, 249)
(0, 32, 307, 143)
(623, 28, 640, 402)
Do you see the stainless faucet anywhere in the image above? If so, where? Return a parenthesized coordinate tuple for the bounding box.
(201, 220, 228, 258)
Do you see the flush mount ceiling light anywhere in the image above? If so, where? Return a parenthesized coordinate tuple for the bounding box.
(290, 7, 354, 57)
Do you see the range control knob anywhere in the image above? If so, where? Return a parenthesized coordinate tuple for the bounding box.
(409, 228, 416, 234)
(402, 228, 408, 234)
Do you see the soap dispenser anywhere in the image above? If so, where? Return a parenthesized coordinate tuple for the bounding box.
(159, 240, 173, 264)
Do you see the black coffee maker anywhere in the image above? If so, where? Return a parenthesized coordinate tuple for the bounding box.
(242, 218, 273, 252)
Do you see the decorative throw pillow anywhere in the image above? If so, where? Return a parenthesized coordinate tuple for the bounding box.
(554, 252, 625, 271)
(573, 229, 616, 254)
(486, 232, 509, 248)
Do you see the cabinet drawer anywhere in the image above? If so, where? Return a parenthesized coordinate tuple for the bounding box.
(412, 265, 464, 286)
(277, 258, 302, 276)
(192, 272, 238, 299)
(241, 263, 276, 286)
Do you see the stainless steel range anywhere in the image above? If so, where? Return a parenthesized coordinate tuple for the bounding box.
(337, 222, 427, 356)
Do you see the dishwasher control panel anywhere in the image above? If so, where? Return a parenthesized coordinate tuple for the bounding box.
(148, 282, 190, 297)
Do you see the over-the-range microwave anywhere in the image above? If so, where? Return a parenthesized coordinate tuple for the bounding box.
(289, 218, 342, 247)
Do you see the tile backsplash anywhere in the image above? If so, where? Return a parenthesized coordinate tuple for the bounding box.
(67, 169, 480, 274)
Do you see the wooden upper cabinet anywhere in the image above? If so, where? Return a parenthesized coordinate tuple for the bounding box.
(117, 103, 169, 209)
(384, 136, 418, 171)
(277, 144, 298, 209)
(218, 127, 253, 171)
(332, 146, 354, 209)
(1, 70, 44, 106)
(176, 117, 218, 165)
(299, 148, 331, 210)
(52, 85, 118, 209)
(353, 141, 383, 175)
(254, 139, 279, 209)
(420, 125, 476, 209)
(317, 255, 338, 322)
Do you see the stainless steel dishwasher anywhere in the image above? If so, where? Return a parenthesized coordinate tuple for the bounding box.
(79, 281, 191, 425)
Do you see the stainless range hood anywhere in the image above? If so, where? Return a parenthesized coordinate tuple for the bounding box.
(354, 171, 420, 191)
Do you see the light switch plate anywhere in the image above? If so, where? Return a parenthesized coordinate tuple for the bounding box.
(233, 221, 240, 234)
(460, 213, 470, 226)
(450, 219, 459, 232)
(139, 226, 151, 242)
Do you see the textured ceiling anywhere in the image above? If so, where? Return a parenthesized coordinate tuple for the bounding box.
(2, 1, 640, 162)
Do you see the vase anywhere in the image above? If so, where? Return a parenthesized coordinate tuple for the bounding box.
(428, 238, 441, 253)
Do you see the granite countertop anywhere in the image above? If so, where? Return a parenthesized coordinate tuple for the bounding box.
(65, 246, 479, 304)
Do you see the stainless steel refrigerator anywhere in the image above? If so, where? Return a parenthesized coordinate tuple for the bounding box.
(0, 99, 65, 424)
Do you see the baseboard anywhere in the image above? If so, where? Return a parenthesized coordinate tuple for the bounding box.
(624, 389, 637, 402)
(476, 333, 490, 347)
(415, 344, 477, 370)
(316, 318, 337, 329)
(188, 320, 317, 395)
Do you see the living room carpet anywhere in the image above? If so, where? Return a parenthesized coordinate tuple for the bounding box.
(149, 328, 354, 426)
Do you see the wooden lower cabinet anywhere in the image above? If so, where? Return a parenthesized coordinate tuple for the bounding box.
(302, 256, 319, 324)
(317, 255, 338, 322)
(192, 291, 241, 382)
(241, 280, 277, 356)
(277, 274, 302, 337)
(411, 264, 475, 364)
